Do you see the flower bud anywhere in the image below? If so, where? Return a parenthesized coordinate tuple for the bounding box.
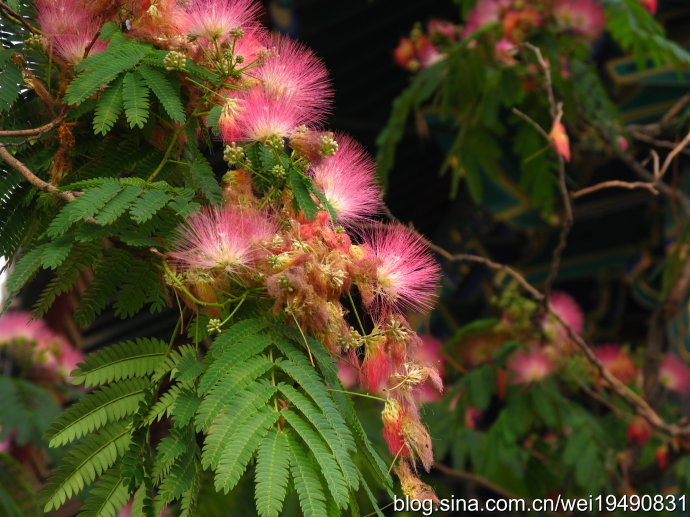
(164, 51, 187, 71)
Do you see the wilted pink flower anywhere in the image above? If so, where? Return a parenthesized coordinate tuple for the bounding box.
(659, 354, 690, 395)
(226, 88, 315, 142)
(360, 338, 390, 393)
(183, 0, 261, 41)
(170, 206, 275, 274)
(464, 407, 482, 429)
(550, 120, 571, 162)
(252, 35, 332, 120)
(394, 37, 416, 70)
(640, 0, 657, 14)
(507, 348, 553, 384)
(548, 291, 584, 335)
(310, 135, 381, 224)
(37, 0, 107, 64)
(427, 19, 458, 42)
(462, 0, 512, 38)
(553, 0, 606, 40)
(413, 334, 445, 403)
(595, 344, 636, 384)
(336, 359, 358, 389)
(361, 225, 440, 315)
(495, 37, 518, 65)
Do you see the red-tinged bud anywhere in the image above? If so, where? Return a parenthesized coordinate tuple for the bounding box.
(627, 417, 653, 446)
(464, 407, 482, 430)
(549, 120, 571, 162)
(382, 399, 408, 457)
(361, 336, 390, 393)
(617, 135, 629, 152)
(394, 37, 416, 70)
(394, 461, 440, 507)
(496, 368, 508, 399)
(640, 0, 657, 14)
(656, 445, 668, 469)
(402, 410, 434, 471)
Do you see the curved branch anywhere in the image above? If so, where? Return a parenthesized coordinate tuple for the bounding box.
(572, 180, 659, 199)
(0, 144, 77, 202)
(0, 115, 65, 138)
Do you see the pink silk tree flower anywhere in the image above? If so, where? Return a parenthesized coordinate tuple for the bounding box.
(360, 225, 440, 315)
(170, 206, 275, 275)
(549, 120, 571, 162)
(640, 0, 657, 14)
(659, 354, 690, 395)
(548, 290, 584, 336)
(37, 0, 107, 64)
(229, 88, 316, 143)
(507, 348, 553, 384)
(553, 0, 606, 40)
(595, 344, 637, 385)
(182, 0, 261, 42)
(462, 0, 512, 38)
(310, 135, 382, 224)
(252, 35, 333, 121)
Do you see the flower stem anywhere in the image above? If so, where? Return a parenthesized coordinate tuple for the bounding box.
(162, 262, 226, 308)
(327, 388, 386, 402)
(347, 291, 366, 335)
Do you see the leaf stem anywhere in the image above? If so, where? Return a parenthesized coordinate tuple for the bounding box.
(347, 291, 366, 335)
(162, 261, 226, 308)
(327, 388, 386, 402)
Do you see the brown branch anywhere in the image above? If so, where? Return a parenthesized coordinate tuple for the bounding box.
(0, 144, 77, 202)
(0, 1, 40, 34)
(629, 131, 690, 156)
(511, 107, 549, 140)
(433, 462, 523, 501)
(572, 180, 659, 199)
(0, 115, 65, 138)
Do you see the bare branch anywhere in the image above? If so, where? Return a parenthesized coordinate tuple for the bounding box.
(0, 144, 77, 202)
(0, 1, 40, 34)
(0, 115, 65, 138)
(572, 180, 659, 199)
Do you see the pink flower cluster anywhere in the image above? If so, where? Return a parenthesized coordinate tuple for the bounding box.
(0, 311, 83, 380)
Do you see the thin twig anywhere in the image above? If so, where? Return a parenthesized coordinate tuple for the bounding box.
(572, 180, 659, 199)
(659, 130, 690, 179)
(0, 115, 65, 138)
(512, 108, 549, 140)
(0, 1, 40, 34)
(0, 144, 77, 202)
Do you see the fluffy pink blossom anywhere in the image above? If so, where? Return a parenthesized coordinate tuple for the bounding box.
(252, 35, 333, 120)
(170, 206, 275, 274)
(361, 225, 440, 314)
(310, 135, 382, 224)
(427, 19, 459, 42)
(462, 0, 512, 38)
(37, 0, 107, 64)
(0, 311, 54, 345)
(595, 344, 636, 384)
(507, 348, 553, 384)
(234, 29, 268, 64)
(225, 88, 315, 142)
(548, 291, 584, 335)
(553, 0, 606, 40)
(336, 360, 358, 389)
(182, 0, 261, 41)
(659, 354, 690, 395)
(413, 334, 445, 403)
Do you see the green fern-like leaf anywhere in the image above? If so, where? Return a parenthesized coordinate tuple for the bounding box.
(65, 41, 150, 105)
(71, 338, 168, 388)
(197, 356, 274, 432)
(278, 384, 358, 492)
(0, 53, 21, 113)
(282, 409, 348, 509)
(40, 234, 75, 270)
(45, 378, 149, 447)
(5, 244, 49, 301)
(199, 332, 273, 394)
(286, 431, 327, 517)
(137, 64, 186, 123)
(158, 439, 200, 504)
(208, 317, 268, 358)
(186, 146, 224, 204)
(146, 385, 183, 425)
(200, 380, 277, 467)
(112, 254, 166, 318)
(76, 470, 129, 517)
(171, 389, 201, 428)
(213, 407, 279, 494)
(128, 189, 171, 223)
(93, 76, 124, 135)
(43, 423, 132, 512)
(255, 428, 290, 517)
(34, 241, 102, 317)
(47, 179, 122, 237)
(122, 71, 151, 129)
(95, 186, 143, 225)
(289, 171, 319, 220)
(152, 428, 190, 483)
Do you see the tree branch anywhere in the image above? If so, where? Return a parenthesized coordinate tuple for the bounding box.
(572, 180, 659, 199)
(0, 115, 65, 138)
(0, 1, 40, 34)
(0, 144, 77, 202)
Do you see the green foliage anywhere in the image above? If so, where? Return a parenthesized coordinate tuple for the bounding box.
(93, 76, 124, 135)
(122, 71, 151, 129)
(0, 376, 61, 447)
(255, 429, 291, 517)
(70, 338, 168, 388)
(0, 50, 22, 113)
(77, 470, 129, 517)
(137, 65, 186, 124)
